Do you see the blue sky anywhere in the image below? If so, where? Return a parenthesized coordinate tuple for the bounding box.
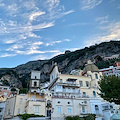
(0, 0, 120, 68)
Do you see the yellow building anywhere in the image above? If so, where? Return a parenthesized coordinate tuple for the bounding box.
(48, 61, 103, 120)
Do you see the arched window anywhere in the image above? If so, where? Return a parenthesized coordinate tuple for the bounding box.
(95, 74, 98, 79)
(95, 105, 99, 110)
(83, 92, 86, 97)
(95, 105, 99, 114)
(93, 91, 96, 97)
(34, 81, 37, 87)
(86, 81, 89, 87)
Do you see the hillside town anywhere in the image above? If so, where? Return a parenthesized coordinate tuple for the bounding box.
(0, 59, 120, 120)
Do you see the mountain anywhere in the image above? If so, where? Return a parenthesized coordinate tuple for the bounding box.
(0, 41, 120, 88)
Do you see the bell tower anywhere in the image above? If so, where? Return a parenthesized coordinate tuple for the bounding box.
(29, 70, 41, 93)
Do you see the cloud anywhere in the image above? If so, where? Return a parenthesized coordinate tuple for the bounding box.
(3, 39, 16, 44)
(29, 11, 46, 21)
(81, 0, 103, 10)
(69, 22, 89, 27)
(64, 39, 71, 42)
(6, 44, 24, 51)
(32, 22, 54, 30)
(0, 53, 16, 58)
(85, 21, 120, 46)
(96, 16, 109, 24)
(46, 40, 62, 46)
(31, 55, 48, 60)
(62, 10, 74, 15)
(45, 39, 71, 46)
(0, 0, 74, 59)
(45, 0, 60, 12)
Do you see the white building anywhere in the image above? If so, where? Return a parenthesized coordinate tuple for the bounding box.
(100, 66, 120, 77)
(48, 61, 109, 120)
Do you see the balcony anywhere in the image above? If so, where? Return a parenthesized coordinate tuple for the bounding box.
(81, 95, 89, 98)
(52, 94, 81, 99)
(58, 82, 79, 88)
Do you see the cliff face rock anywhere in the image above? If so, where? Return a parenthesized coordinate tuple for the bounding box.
(0, 41, 120, 88)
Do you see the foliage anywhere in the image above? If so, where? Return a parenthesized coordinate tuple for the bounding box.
(82, 114, 96, 120)
(95, 58, 120, 69)
(19, 88, 28, 94)
(2, 80, 9, 86)
(98, 76, 120, 104)
(18, 113, 44, 120)
(65, 114, 96, 120)
(11, 87, 16, 91)
(65, 116, 81, 120)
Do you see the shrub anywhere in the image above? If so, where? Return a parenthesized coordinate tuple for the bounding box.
(18, 113, 44, 120)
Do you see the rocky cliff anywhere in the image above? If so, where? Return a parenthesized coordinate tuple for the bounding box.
(0, 41, 120, 88)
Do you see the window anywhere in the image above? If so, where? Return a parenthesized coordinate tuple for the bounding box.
(57, 106, 62, 114)
(73, 88, 75, 93)
(83, 92, 86, 97)
(67, 107, 72, 114)
(4, 92, 7, 95)
(86, 81, 89, 87)
(93, 91, 96, 97)
(95, 105, 99, 110)
(20, 98, 22, 104)
(68, 102, 70, 104)
(57, 85, 62, 89)
(95, 74, 98, 79)
(8, 109, 10, 115)
(17, 109, 20, 114)
(82, 106, 85, 113)
(60, 79, 62, 82)
(80, 81, 83, 87)
(34, 81, 37, 87)
(34, 105, 40, 114)
(58, 101, 60, 104)
(35, 76, 37, 79)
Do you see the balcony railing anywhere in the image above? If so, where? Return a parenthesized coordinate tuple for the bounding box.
(52, 95, 81, 99)
(57, 82, 79, 88)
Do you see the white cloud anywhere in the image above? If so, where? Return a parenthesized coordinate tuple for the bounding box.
(29, 11, 46, 21)
(31, 55, 48, 60)
(96, 16, 109, 24)
(0, 53, 16, 58)
(33, 41, 43, 45)
(4, 39, 16, 44)
(0, 0, 75, 59)
(62, 10, 74, 15)
(45, 0, 60, 12)
(81, 0, 103, 10)
(32, 22, 54, 30)
(6, 44, 24, 51)
(64, 39, 71, 42)
(85, 21, 120, 46)
(46, 40, 62, 46)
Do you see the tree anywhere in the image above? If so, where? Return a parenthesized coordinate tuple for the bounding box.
(19, 88, 28, 94)
(98, 76, 120, 104)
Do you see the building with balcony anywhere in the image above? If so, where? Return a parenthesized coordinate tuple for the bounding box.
(4, 93, 46, 119)
(100, 66, 120, 77)
(48, 62, 104, 120)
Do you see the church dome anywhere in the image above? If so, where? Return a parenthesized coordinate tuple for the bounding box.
(83, 60, 99, 74)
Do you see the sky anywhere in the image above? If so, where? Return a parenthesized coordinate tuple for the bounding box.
(0, 0, 120, 68)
